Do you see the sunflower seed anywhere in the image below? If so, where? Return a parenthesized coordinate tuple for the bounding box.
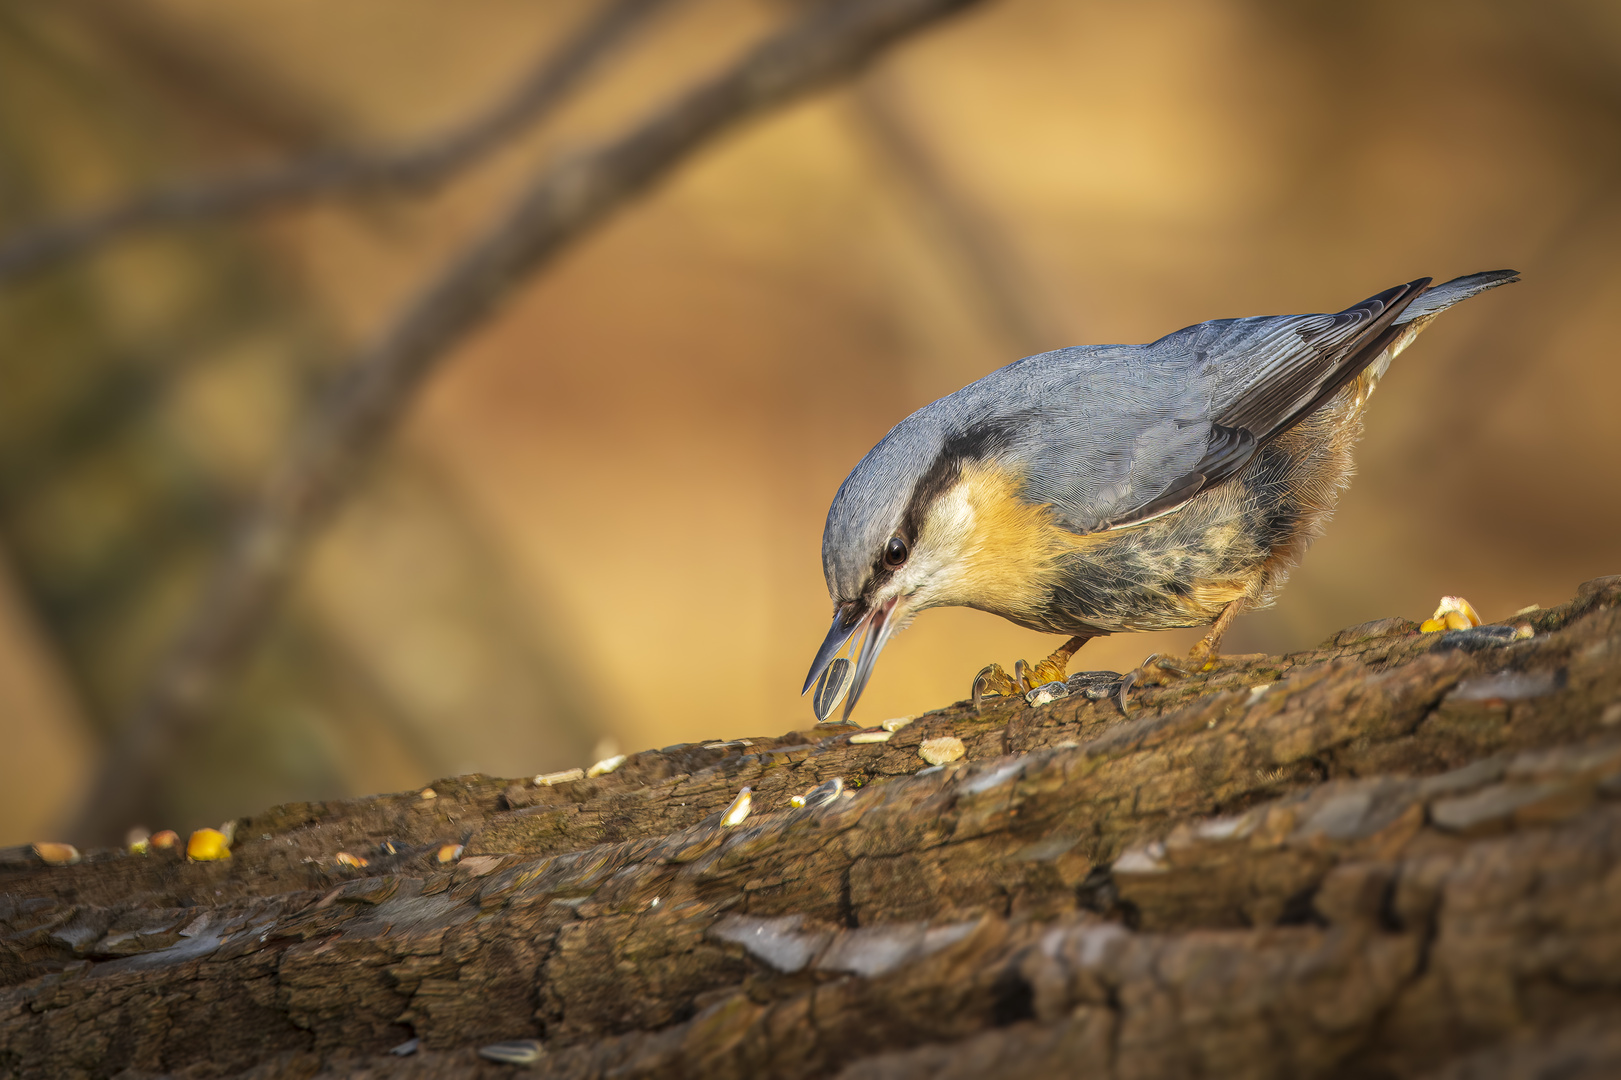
(800, 777, 844, 809)
(586, 754, 627, 777)
(478, 1039, 544, 1065)
(720, 787, 753, 827)
(1025, 681, 1070, 706)
(812, 657, 854, 721)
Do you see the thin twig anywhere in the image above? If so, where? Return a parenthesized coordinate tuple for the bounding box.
(0, 0, 679, 282)
(851, 72, 1063, 355)
(65, 0, 354, 152)
(69, 0, 986, 841)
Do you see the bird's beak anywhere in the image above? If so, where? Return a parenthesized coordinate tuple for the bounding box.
(800, 596, 903, 723)
(802, 602, 866, 696)
(843, 595, 900, 722)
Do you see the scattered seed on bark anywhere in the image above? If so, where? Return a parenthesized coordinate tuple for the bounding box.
(587, 754, 627, 777)
(720, 787, 753, 827)
(186, 828, 230, 861)
(32, 842, 80, 866)
(478, 1039, 544, 1065)
(919, 736, 966, 765)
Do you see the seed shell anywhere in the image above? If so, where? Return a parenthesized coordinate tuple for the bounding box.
(812, 657, 853, 722)
(478, 1039, 544, 1065)
(720, 787, 753, 827)
(918, 736, 966, 766)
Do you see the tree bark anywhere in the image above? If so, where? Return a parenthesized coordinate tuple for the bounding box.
(5, 575, 1621, 1078)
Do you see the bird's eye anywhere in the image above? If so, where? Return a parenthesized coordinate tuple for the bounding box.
(884, 536, 909, 568)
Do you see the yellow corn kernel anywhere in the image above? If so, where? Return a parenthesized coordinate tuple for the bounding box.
(437, 843, 464, 864)
(33, 842, 81, 866)
(1431, 596, 1481, 627)
(187, 828, 231, 861)
(150, 830, 179, 849)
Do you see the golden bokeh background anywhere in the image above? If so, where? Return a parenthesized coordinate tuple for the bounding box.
(1, 0, 1617, 844)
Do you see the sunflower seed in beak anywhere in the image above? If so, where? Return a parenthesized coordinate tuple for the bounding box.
(812, 657, 854, 722)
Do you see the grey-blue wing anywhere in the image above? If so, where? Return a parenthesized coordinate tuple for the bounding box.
(1005, 278, 1430, 533)
(996, 357, 1241, 535)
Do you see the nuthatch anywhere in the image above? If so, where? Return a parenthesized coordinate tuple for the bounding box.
(803, 270, 1518, 720)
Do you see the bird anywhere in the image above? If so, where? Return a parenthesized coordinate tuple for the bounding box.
(802, 270, 1519, 722)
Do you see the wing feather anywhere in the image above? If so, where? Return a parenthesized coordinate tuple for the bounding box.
(1093, 278, 1427, 530)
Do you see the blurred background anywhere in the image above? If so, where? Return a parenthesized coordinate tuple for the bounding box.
(1, 0, 1617, 846)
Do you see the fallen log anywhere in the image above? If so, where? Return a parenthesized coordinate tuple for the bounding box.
(4, 576, 1620, 1078)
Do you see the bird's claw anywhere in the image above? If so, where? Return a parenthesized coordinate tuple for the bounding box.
(1134, 652, 1197, 682)
(976, 648, 1181, 714)
(973, 638, 1088, 712)
(1116, 670, 1136, 714)
(972, 663, 1020, 712)
(974, 656, 1076, 712)
(1107, 650, 1202, 715)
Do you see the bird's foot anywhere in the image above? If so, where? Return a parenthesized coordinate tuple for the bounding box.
(1185, 637, 1221, 668)
(1111, 652, 1202, 715)
(970, 661, 1032, 711)
(971, 635, 1090, 711)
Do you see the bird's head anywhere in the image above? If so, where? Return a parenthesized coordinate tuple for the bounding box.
(803, 415, 1062, 721)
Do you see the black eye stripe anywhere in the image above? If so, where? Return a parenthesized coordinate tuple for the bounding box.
(861, 416, 1024, 600)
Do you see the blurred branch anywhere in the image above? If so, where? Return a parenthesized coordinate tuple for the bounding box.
(0, 0, 679, 282)
(851, 72, 1063, 354)
(64, 0, 355, 152)
(69, 0, 986, 841)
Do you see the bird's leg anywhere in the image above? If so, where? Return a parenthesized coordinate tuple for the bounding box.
(1114, 605, 1243, 715)
(972, 635, 1090, 711)
(1187, 599, 1244, 666)
(1023, 634, 1089, 686)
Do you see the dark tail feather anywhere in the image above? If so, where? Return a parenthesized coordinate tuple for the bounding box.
(1398, 269, 1520, 324)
